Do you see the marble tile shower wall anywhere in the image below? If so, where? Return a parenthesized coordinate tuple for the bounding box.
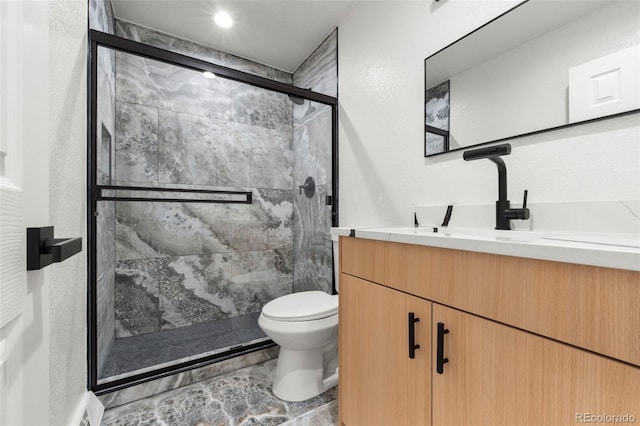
(113, 21, 296, 338)
(90, 0, 117, 376)
(115, 21, 292, 85)
(291, 30, 338, 294)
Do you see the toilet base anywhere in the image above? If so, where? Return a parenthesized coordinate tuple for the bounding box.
(272, 348, 338, 402)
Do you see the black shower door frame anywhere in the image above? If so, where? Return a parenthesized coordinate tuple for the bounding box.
(87, 29, 339, 394)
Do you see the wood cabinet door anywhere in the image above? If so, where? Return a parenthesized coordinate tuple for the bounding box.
(432, 304, 640, 426)
(339, 274, 431, 426)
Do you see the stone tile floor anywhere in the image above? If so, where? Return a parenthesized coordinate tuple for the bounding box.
(101, 358, 338, 426)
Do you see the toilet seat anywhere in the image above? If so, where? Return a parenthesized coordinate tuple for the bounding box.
(262, 291, 338, 322)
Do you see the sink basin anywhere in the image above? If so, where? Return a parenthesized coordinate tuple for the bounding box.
(541, 233, 640, 249)
(356, 226, 640, 249)
(439, 227, 557, 241)
(357, 226, 564, 243)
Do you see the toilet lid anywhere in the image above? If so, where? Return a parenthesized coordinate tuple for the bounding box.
(261, 291, 338, 322)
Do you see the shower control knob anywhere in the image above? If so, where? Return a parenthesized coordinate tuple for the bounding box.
(298, 176, 315, 198)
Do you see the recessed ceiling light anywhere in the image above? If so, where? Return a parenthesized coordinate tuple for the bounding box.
(202, 71, 216, 79)
(214, 11, 233, 28)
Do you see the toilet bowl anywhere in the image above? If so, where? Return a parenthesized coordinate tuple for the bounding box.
(258, 235, 341, 401)
(258, 290, 339, 402)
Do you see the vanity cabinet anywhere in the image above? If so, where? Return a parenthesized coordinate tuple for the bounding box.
(339, 236, 640, 426)
(339, 274, 431, 426)
(432, 304, 640, 425)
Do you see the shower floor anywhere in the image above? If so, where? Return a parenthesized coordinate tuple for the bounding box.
(99, 312, 268, 382)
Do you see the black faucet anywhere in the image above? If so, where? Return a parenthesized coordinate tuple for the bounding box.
(463, 143, 529, 230)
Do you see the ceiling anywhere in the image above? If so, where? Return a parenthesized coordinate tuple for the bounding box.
(111, 1, 358, 73)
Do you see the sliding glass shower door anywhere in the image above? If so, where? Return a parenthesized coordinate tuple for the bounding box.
(89, 31, 337, 391)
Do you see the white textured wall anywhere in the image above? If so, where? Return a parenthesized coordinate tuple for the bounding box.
(338, 0, 640, 227)
(48, 1, 88, 425)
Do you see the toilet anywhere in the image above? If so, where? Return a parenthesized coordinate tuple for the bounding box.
(258, 236, 340, 402)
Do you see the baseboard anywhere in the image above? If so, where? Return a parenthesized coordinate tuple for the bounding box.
(69, 391, 105, 426)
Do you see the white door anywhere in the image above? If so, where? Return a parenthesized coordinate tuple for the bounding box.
(0, 1, 51, 425)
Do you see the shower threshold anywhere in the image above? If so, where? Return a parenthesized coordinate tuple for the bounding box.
(98, 312, 268, 384)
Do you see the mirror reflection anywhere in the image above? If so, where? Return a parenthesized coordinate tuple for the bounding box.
(424, 0, 640, 156)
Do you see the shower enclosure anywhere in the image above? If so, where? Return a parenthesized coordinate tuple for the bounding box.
(88, 29, 338, 392)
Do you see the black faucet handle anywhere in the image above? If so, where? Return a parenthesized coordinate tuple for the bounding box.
(504, 190, 530, 220)
(441, 205, 453, 227)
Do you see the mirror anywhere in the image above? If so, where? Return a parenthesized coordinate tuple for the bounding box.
(424, 0, 640, 156)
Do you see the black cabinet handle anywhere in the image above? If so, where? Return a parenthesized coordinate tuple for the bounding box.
(408, 312, 420, 359)
(436, 322, 449, 374)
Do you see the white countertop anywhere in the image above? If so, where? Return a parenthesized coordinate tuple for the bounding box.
(331, 226, 640, 272)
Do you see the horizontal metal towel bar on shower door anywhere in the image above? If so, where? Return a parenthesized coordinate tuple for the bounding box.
(97, 185, 252, 204)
